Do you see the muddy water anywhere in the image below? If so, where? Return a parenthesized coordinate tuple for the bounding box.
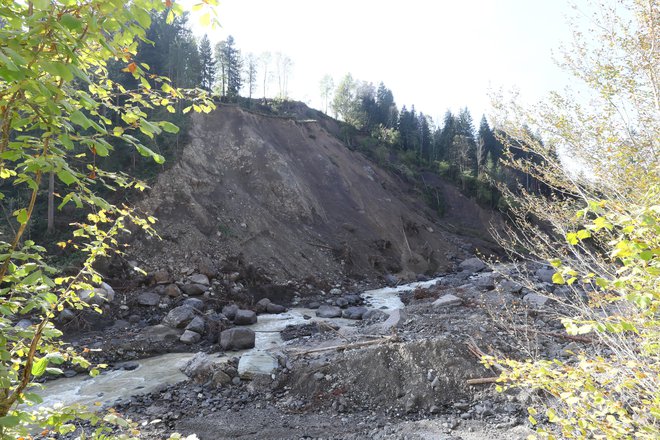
(36, 278, 441, 410)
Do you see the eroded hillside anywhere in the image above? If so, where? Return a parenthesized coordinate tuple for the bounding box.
(131, 105, 489, 282)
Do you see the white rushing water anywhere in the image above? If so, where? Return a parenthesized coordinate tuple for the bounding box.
(36, 277, 442, 410)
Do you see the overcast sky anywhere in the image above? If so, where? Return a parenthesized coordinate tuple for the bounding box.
(199, 0, 576, 124)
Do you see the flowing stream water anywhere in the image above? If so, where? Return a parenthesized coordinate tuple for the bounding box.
(34, 278, 442, 410)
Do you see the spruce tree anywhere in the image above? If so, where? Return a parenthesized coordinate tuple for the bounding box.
(199, 34, 215, 91)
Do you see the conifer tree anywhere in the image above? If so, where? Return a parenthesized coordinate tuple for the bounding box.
(199, 34, 216, 91)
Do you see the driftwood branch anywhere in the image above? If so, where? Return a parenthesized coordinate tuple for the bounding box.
(292, 336, 399, 356)
(466, 337, 505, 373)
(466, 377, 501, 385)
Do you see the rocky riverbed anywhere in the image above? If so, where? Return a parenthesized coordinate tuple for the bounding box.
(32, 256, 586, 439)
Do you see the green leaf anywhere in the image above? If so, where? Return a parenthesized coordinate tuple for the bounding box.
(160, 121, 179, 134)
(566, 232, 579, 245)
(60, 14, 83, 31)
(57, 169, 76, 185)
(23, 392, 43, 404)
(70, 110, 92, 129)
(133, 7, 152, 28)
(43, 62, 74, 81)
(200, 12, 211, 27)
(0, 415, 20, 428)
(577, 229, 591, 240)
(552, 272, 565, 284)
(31, 357, 49, 377)
(15, 208, 28, 225)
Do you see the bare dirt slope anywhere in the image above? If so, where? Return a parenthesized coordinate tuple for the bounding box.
(132, 105, 478, 282)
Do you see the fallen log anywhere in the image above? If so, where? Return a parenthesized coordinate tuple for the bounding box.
(466, 377, 501, 385)
(291, 336, 399, 356)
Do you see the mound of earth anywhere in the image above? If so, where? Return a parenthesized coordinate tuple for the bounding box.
(130, 104, 475, 282)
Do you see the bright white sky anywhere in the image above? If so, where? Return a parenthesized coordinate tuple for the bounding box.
(200, 0, 576, 124)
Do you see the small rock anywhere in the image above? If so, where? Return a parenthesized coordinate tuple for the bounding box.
(165, 284, 182, 297)
(474, 273, 496, 290)
(183, 298, 205, 310)
(182, 352, 214, 382)
(181, 283, 207, 296)
(329, 288, 341, 295)
(335, 297, 349, 308)
(180, 330, 202, 344)
(307, 301, 321, 309)
(58, 309, 76, 322)
(152, 270, 170, 284)
(212, 370, 232, 387)
(315, 305, 342, 318)
(255, 298, 271, 313)
(15, 319, 32, 329)
(344, 294, 360, 305)
(459, 257, 486, 273)
(362, 309, 388, 323)
(232, 376, 241, 385)
(220, 328, 256, 350)
(523, 293, 550, 308)
(137, 291, 161, 306)
(162, 306, 196, 328)
(140, 324, 182, 342)
(342, 306, 368, 320)
(222, 304, 239, 320)
(233, 309, 257, 325)
(432, 294, 462, 308)
(188, 273, 210, 286)
(384, 274, 398, 286)
(266, 303, 286, 314)
(185, 316, 206, 334)
(121, 361, 139, 371)
(535, 268, 556, 284)
(497, 279, 523, 294)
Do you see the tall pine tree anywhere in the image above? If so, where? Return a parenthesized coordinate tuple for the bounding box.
(198, 34, 215, 91)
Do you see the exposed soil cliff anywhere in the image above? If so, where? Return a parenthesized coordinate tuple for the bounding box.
(131, 104, 486, 282)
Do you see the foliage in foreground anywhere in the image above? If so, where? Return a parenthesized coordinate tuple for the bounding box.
(0, 0, 216, 437)
(490, 0, 659, 438)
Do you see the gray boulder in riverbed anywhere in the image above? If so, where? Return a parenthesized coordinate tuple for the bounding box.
(180, 330, 201, 344)
(233, 309, 257, 325)
(163, 305, 196, 328)
(343, 306, 368, 320)
(220, 328, 255, 350)
(459, 257, 486, 273)
(316, 305, 342, 318)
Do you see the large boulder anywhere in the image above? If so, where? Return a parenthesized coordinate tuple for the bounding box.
(139, 324, 182, 342)
(180, 330, 202, 344)
(222, 304, 239, 320)
(343, 306, 368, 320)
(185, 316, 206, 334)
(220, 328, 255, 350)
(234, 309, 257, 325)
(182, 352, 215, 382)
(266, 302, 286, 314)
(163, 305, 196, 328)
(316, 305, 342, 318)
(459, 257, 487, 273)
